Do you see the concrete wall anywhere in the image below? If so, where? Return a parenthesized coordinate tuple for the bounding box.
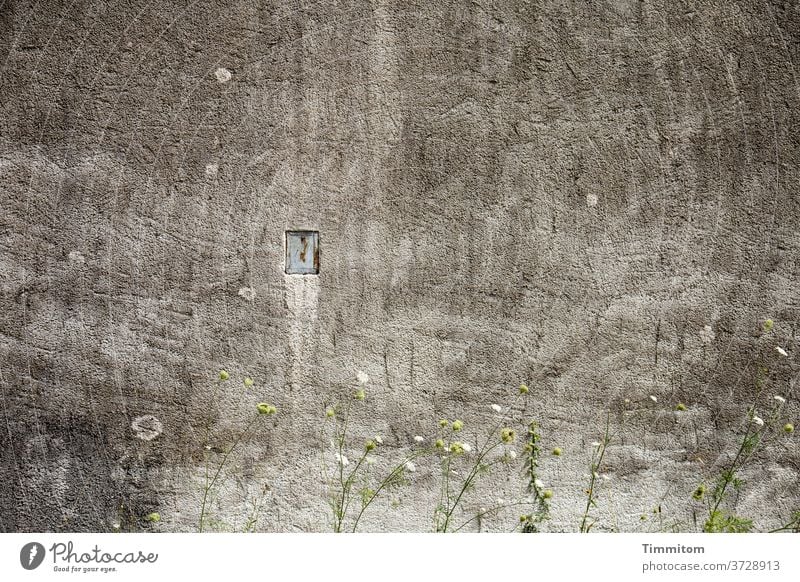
(1, 0, 799, 532)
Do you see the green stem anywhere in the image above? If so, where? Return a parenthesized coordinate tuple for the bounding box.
(340, 450, 369, 524)
(709, 407, 757, 519)
(441, 441, 504, 532)
(450, 495, 531, 533)
(439, 393, 527, 533)
(333, 400, 352, 532)
(580, 412, 611, 533)
(199, 413, 261, 532)
(198, 378, 223, 532)
(352, 449, 431, 533)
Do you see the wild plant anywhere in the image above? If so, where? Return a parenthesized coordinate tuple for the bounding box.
(518, 419, 556, 532)
(198, 371, 277, 532)
(321, 371, 426, 532)
(691, 325, 795, 533)
(432, 384, 531, 532)
(579, 412, 612, 532)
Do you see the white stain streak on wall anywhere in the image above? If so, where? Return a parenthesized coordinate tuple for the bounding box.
(284, 275, 320, 389)
(370, 0, 401, 146)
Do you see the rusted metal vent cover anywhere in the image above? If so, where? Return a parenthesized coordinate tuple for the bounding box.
(285, 230, 320, 275)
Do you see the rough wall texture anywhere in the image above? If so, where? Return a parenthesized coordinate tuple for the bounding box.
(1, 0, 799, 532)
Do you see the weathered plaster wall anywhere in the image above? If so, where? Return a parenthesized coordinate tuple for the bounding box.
(1, 0, 799, 532)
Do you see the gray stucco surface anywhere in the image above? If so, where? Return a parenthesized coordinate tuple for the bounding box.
(1, 0, 798, 532)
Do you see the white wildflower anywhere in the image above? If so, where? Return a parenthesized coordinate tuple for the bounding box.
(752, 416, 764, 427)
(491, 404, 502, 413)
(601, 474, 611, 481)
(774, 395, 786, 404)
(413, 435, 424, 443)
(649, 395, 658, 403)
(357, 370, 370, 384)
(405, 461, 416, 472)
(335, 453, 349, 466)
(591, 441, 601, 448)
(365, 455, 376, 465)
(776, 347, 788, 357)
(374, 435, 383, 444)
(593, 472, 600, 479)
(534, 479, 545, 489)
(461, 442, 472, 453)
(507, 450, 517, 460)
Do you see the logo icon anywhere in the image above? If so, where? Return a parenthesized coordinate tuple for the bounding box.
(20, 542, 46, 570)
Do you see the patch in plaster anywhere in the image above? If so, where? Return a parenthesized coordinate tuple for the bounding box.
(238, 287, 256, 301)
(586, 193, 598, 207)
(214, 67, 232, 83)
(699, 325, 715, 344)
(68, 250, 85, 265)
(131, 415, 163, 441)
(205, 163, 219, 177)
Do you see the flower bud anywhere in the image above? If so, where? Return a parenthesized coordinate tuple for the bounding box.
(257, 403, 277, 415)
